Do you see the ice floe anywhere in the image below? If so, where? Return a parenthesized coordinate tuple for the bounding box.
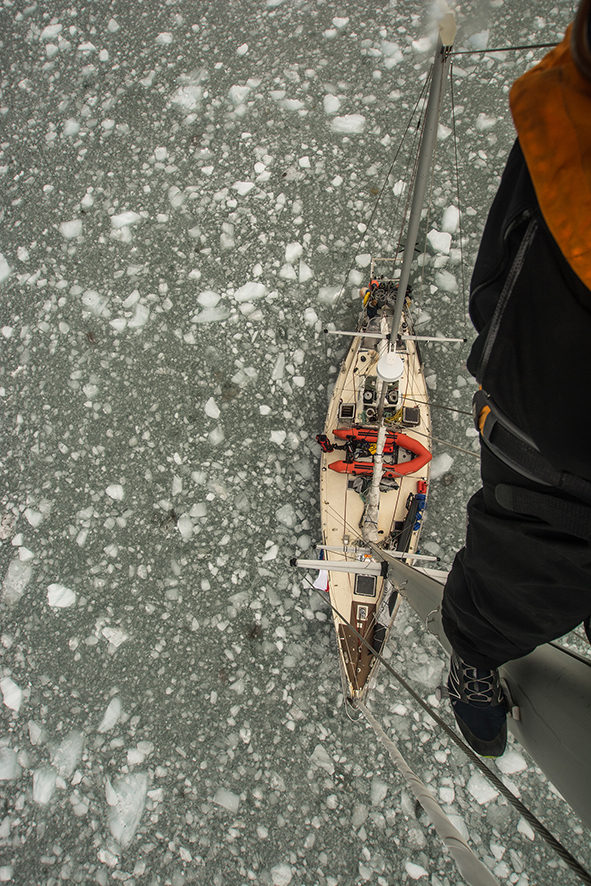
(47, 583, 76, 608)
(106, 773, 148, 847)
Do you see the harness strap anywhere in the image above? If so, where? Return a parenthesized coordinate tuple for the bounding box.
(474, 388, 591, 507)
(495, 483, 591, 540)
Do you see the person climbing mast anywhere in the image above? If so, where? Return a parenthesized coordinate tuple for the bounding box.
(442, 0, 591, 757)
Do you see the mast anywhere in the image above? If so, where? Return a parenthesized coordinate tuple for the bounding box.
(361, 13, 456, 542)
(386, 12, 456, 352)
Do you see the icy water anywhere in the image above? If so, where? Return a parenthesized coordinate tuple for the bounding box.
(1, 1, 589, 885)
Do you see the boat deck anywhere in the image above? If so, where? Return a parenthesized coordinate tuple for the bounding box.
(319, 317, 431, 699)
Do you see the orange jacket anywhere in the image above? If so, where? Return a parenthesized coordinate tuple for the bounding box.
(510, 24, 591, 290)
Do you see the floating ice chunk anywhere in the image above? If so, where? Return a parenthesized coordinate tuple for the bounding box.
(197, 290, 220, 307)
(60, 219, 82, 238)
(468, 29, 490, 50)
(28, 720, 46, 745)
(205, 397, 220, 419)
(127, 748, 145, 765)
(0, 748, 21, 780)
(51, 730, 84, 777)
(107, 772, 148, 847)
(276, 503, 296, 526)
(229, 84, 251, 105)
(318, 285, 341, 305)
(177, 517, 193, 540)
(467, 773, 499, 804)
(33, 768, 57, 804)
(0, 255, 12, 284)
(81, 289, 108, 315)
(61, 118, 80, 136)
(285, 242, 303, 263)
(323, 95, 340, 115)
(412, 36, 432, 53)
(111, 211, 141, 229)
(434, 269, 457, 292)
(235, 282, 266, 302)
(355, 253, 371, 268)
(24, 508, 43, 527)
(279, 264, 297, 280)
(442, 205, 460, 233)
(476, 112, 497, 132)
(262, 544, 278, 561)
(310, 744, 334, 774)
(3, 560, 32, 605)
(106, 484, 125, 500)
(330, 114, 365, 134)
(427, 229, 451, 255)
(122, 289, 140, 308)
(40, 23, 63, 40)
(405, 861, 429, 879)
(47, 583, 76, 608)
(193, 307, 229, 323)
(209, 427, 225, 446)
(272, 353, 285, 380)
(303, 307, 318, 324)
(271, 864, 293, 886)
(107, 17, 120, 32)
(271, 430, 286, 445)
(517, 817, 535, 840)
(171, 85, 202, 110)
(496, 750, 527, 774)
(78, 42, 96, 53)
(370, 777, 388, 805)
(155, 32, 173, 44)
(105, 777, 118, 806)
(98, 697, 122, 733)
(233, 181, 255, 196)
(333, 16, 349, 27)
(168, 185, 185, 208)
(128, 304, 150, 328)
(102, 627, 129, 648)
(237, 43, 248, 56)
(381, 40, 403, 67)
(279, 98, 304, 111)
(430, 452, 454, 479)
(299, 261, 313, 282)
(213, 788, 240, 813)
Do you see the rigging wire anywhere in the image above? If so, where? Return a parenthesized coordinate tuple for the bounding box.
(302, 574, 591, 886)
(403, 395, 472, 417)
(452, 42, 558, 55)
(450, 60, 468, 329)
(335, 76, 431, 301)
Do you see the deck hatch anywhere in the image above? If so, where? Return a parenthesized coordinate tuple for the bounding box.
(354, 574, 377, 598)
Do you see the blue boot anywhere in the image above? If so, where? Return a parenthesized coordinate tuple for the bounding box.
(447, 651, 507, 757)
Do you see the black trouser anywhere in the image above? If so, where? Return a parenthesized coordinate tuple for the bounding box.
(442, 443, 591, 669)
(441, 139, 591, 669)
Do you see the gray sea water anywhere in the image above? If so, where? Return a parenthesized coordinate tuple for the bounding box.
(1, 1, 589, 884)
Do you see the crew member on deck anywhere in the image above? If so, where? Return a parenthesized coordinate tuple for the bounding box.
(442, 0, 591, 757)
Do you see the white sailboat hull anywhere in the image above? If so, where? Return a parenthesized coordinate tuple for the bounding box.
(320, 310, 431, 700)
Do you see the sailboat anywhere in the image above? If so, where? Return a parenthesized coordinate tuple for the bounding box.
(296, 12, 457, 703)
(293, 6, 591, 863)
